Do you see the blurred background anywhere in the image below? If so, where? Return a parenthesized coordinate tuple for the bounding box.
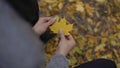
(38, 0, 120, 68)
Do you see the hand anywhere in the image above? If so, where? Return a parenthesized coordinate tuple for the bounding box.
(56, 30, 76, 56)
(33, 17, 56, 36)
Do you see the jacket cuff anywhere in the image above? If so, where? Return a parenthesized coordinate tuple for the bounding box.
(46, 54, 69, 68)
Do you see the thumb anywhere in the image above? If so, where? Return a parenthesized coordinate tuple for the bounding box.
(59, 29, 65, 40)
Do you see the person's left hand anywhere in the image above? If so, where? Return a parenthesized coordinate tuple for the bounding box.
(33, 17, 56, 36)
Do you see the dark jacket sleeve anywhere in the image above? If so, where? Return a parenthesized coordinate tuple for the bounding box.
(0, 1, 68, 68)
(0, 1, 45, 68)
(7, 0, 39, 26)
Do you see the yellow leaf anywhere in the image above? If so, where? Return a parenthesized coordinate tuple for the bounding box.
(94, 28, 98, 33)
(85, 4, 94, 17)
(44, 0, 57, 3)
(73, 46, 83, 55)
(69, 57, 77, 65)
(117, 63, 120, 68)
(87, 18, 93, 24)
(101, 52, 113, 59)
(96, 21, 101, 27)
(76, 2, 85, 12)
(117, 33, 120, 39)
(58, 3, 63, 10)
(86, 35, 97, 44)
(68, 0, 75, 2)
(86, 49, 92, 61)
(116, 24, 120, 29)
(95, 44, 105, 52)
(50, 18, 73, 35)
(96, 0, 106, 4)
(111, 40, 117, 46)
(101, 38, 107, 43)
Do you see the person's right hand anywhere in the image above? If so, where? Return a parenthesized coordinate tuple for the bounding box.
(56, 30, 76, 56)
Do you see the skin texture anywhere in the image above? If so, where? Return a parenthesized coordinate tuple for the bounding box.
(33, 17, 56, 36)
(57, 30, 76, 56)
(33, 17, 76, 56)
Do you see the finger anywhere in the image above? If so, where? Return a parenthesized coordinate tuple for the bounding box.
(65, 36, 70, 40)
(40, 17, 51, 21)
(46, 18, 56, 26)
(39, 17, 51, 23)
(59, 29, 65, 40)
(68, 34, 74, 41)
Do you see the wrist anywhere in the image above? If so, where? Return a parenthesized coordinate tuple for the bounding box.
(32, 27, 41, 36)
(56, 50, 67, 56)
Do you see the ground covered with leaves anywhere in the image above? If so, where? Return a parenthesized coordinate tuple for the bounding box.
(38, 0, 120, 68)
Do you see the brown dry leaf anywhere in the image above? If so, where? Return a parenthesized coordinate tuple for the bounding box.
(86, 49, 92, 61)
(95, 44, 105, 52)
(58, 3, 63, 10)
(94, 28, 98, 33)
(44, 0, 57, 3)
(68, 0, 75, 3)
(80, 25, 87, 31)
(96, 21, 101, 27)
(39, 0, 120, 67)
(113, 49, 120, 61)
(111, 40, 117, 46)
(117, 63, 120, 68)
(96, 0, 106, 4)
(101, 38, 107, 43)
(101, 54, 112, 59)
(116, 24, 120, 29)
(87, 18, 94, 25)
(117, 33, 120, 39)
(69, 57, 78, 65)
(86, 35, 97, 44)
(85, 4, 94, 17)
(114, 0, 120, 8)
(101, 31, 109, 37)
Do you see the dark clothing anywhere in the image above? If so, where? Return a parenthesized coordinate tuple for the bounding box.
(0, 0, 45, 68)
(75, 59, 116, 68)
(7, 0, 55, 43)
(7, 0, 39, 26)
(0, 0, 68, 68)
(0, 0, 117, 68)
